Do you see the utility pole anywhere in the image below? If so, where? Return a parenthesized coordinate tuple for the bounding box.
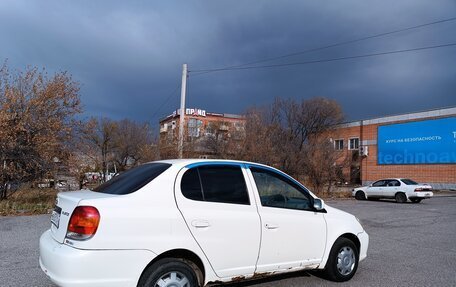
(178, 63, 188, 159)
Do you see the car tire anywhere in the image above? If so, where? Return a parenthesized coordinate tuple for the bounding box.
(355, 191, 366, 200)
(324, 237, 359, 282)
(395, 192, 407, 203)
(138, 258, 200, 287)
(411, 198, 422, 203)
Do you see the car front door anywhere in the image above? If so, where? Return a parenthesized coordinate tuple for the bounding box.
(367, 180, 387, 198)
(246, 166, 327, 273)
(175, 164, 262, 278)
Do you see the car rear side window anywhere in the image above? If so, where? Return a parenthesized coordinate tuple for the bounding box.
(93, 163, 171, 195)
(181, 165, 250, 205)
(387, 180, 400, 187)
(181, 168, 204, 201)
(401, 179, 418, 185)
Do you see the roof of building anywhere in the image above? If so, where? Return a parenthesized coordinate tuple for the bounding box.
(339, 106, 456, 128)
(159, 109, 244, 123)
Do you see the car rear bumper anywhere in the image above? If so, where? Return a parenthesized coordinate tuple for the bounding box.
(357, 231, 369, 262)
(409, 191, 433, 199)
(39, 230, 156, 287)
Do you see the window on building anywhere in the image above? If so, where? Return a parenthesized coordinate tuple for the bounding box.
(188, 118, 196, 127)
(205, 122, 215, 135)
(349, 138, 360, 150)
(233, 121, 245, 131)
(187, 118, 202, 137)
(219, 122, 230, 131)
(334, 139, 344, 150)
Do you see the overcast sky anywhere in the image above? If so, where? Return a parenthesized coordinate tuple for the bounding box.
(1, 0, 455, 125)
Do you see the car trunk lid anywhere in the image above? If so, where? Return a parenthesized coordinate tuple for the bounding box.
(50, 190, 116, 243)
(414, 184, 433, 191)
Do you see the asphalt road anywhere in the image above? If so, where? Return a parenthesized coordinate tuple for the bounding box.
(1, 196, 455, 287)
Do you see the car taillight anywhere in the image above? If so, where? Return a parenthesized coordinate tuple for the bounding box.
(414, 188, 423, 192)
(66, 206, 100, 240)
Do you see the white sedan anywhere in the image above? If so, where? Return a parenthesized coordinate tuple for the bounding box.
(353, 178, 433, 203)
(40, 159, 368, 287)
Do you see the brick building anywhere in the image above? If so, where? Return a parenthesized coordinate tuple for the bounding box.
(329, 107, 455, 189)
(159, 108, 245, 159)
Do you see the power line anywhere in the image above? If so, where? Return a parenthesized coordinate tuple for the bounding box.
(190, 16, 456, 75)
(150, 85, 180, 120)
(190, 43, 456, 73)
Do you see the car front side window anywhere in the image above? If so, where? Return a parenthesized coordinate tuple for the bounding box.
(250, 167, 312, 211)
(372, 180, 386, 187)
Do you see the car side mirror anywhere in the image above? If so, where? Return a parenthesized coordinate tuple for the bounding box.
(313, 198, 325, 211)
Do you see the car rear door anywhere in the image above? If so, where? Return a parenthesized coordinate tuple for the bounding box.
(246, 166, 327, 273)
(175, 163, 262, 279)
(384, 180, 400, 198)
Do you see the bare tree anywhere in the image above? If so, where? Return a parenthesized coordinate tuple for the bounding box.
(0, 64, 81, 199)
(78, 117, 159, 183)
(112, 119, 158, 171)
(202, 121, 243, 159)
(237, 106, 281, 165)
(81, 117, 118, 182)
(240, 97, 345, 194)
(300, 137, 350, 194)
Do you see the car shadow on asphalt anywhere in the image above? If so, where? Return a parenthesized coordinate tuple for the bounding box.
(365, 199, 417, 204)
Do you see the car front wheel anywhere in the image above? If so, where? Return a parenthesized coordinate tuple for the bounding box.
(324, 237, 359, 282)
(355, 191, 366, 200)
(138, 258, 200, 287)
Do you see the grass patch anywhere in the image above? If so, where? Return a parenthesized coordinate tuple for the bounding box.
(0, 188, 58, 216)
(316, 190, 353, 199)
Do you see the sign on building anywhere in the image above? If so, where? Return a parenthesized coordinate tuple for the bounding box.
(173, 108, 206, 117)
(378, 117, 456, 164)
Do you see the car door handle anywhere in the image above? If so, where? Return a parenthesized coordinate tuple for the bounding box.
(265, 223, 279, 230)
(191, 220, 210, 228)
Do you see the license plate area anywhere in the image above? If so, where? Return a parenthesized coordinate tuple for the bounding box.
(51, 206, 62, 228)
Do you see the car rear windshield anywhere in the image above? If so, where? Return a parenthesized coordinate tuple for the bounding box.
(401, 179, 418, 185)
(93, 163, 171, 195)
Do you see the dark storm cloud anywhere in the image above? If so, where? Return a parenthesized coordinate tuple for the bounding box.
(0, 0, 455, 125)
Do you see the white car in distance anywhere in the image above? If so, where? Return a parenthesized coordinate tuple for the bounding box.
(353, 178, 433, 203)
(40, 159, 368, 287)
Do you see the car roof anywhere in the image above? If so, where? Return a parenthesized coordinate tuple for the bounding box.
(150, 158, 272, 169)
(151, 158, 318, 198)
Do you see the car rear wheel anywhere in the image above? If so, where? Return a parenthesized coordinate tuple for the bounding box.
(138, 258, 200, 287)
(395, 192, 407, 203)
(324, 237, 359, 282)
(411, 198, 422, 203)
(355, 191, 366, 200)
